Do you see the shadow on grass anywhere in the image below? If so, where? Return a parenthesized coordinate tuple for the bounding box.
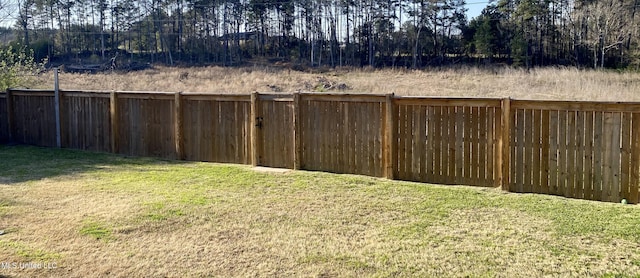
(0, 144, 186, 184)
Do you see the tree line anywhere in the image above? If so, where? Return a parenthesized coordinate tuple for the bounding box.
(4, 0, 640, 69)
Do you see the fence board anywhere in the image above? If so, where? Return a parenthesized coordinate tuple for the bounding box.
(300, 100, 383, 177)
(463, 106, 472, 185)
(424, 106, 433, 181)
(567, 111, 576, 198)
(341, 102, 350, 173)
(416, 106, 427, 181)
(11, 94, 57, 147)
(529, 110, 539, 193)
(448, 106, 457, 184)
(472, 107, 481, 185)
(397, 105, 408, 180)
(631, 114, 640, 204)
(489, 107, 498, 186)
(0, 95, 8, 143)
(479, 107, 488, 186)
(575, 111, 585, 199)
(410, 105, 420, 181)
(514, 109, 524, 192)
(63, 94, 111, 152)
(455, 107, 464, 183)
(621, 113, 632, 203)
(557, 110, 568, 197)
(540, 110, 550, 194)
(610, 113, 622, 202)
(117, 97, 176, 158)
(593, 112, 604, 201)
(524, 109, 533, 193)
(440, 106, 449, 182)
(584, 111, 594, 200)
(434, 106, 444, 183)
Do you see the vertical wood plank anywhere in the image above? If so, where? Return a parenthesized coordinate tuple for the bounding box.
(470, 106, 478, 185)
(366, 103, 376, 176)
(575, 111, 585, 199)
(384, 94, 395, 179)
(523, 109, 532, 192)
(557, 110, 568, 197)
(540, 110, 550, 194)
(491, 107, 499, 186)
(631, 113, 640, 204)
(439, 106, 449, 183)
(397, 105, 406, 179)
(355, 102, 362, 174)
(602, 113, 614, 202)
(567, 111, 576, 198)
(480, 107, 489, 185)
(515, 109, 525, 192)
(464, 106, 472, 185)
(410, 105, 420, 181)
(610, 113, 622, 203)
(343, 102, 351, 173)
(293, 93, 303, 170)
(5, 90, 13, 142)
(417, 105, 427, 182)
(456, 106, 465, 184)
(322, 101, 328, 171)
(109, 91, 119, 154)
(426, 106, 434, 182)
(621, 112, 631, 203)
(448, 106, 457, 184)
(500, 98, 511, 191)
(250, 92, 259, 166)
(584, 111, 594, 201)
(174, 92, 184, 160)
(593, 111, 604, 201)
(532, 109, 542, 193)
(336, 101, 345, 173)
(328, 101, 337, 172)
(434, 106, 443, 183)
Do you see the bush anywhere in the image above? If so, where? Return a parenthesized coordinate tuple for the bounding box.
(0, 44, 46, 90)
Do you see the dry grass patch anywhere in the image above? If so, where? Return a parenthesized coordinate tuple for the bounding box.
(1, 145, 640, 277)
(30, 66, 640, 101)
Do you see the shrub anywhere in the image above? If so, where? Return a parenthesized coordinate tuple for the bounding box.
(0, 44, 47, 90)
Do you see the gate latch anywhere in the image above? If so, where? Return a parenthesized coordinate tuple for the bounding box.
(256, 117, 263, 129)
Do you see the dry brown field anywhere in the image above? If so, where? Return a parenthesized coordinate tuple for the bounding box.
(31, 66, 640, 101)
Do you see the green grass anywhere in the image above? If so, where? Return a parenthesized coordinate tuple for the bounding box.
(79, 219, 112, 241)
(0, 240, 61, 261)
(0, 145, 639, 276)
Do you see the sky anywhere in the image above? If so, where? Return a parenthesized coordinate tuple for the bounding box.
(466, 1, 490, 20)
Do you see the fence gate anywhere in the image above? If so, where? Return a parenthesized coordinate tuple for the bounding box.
(255, 94, 295, 168)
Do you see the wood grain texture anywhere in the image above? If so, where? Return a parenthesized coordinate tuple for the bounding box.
(0, 93, 9, 143)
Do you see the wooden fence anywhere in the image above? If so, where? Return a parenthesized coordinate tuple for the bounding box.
(0, 89, 638, 204)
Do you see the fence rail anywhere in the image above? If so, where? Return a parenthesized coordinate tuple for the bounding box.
(1, 89, 638, 204)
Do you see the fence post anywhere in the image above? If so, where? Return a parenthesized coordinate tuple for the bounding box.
(499, 97, 511, 191)
(250, 92, 259, 166)
(174, 92, 184, 160)
(110, 91, 119, 154)
(6, 89, 13, 143)
(384, 93, 396, 179)
(54, 68, 62, 148)
(293, 92, 301, 170)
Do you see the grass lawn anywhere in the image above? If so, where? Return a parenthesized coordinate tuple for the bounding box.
(1, 145, 640, 277)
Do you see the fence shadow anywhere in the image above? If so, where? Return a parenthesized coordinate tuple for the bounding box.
(0, 144, 187, 184)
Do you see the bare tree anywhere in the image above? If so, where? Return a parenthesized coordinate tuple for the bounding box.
(574, 0, 636, 68)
